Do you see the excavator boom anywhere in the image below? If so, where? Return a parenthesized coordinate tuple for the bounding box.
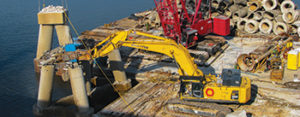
(84, 30, 251, 104)
(90, 30, 203, 76)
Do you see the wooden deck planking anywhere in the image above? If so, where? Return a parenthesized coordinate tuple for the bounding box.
(100, 81, 157, 115)
(100, 81, 179, 116)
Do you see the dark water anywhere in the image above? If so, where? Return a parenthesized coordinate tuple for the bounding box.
(0, 0, 153, 116)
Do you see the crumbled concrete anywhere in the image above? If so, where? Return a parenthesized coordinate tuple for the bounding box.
(39, 5, 66, 13)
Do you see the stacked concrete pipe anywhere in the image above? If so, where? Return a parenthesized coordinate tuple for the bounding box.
(262, 0, 278, 11)
(237, 18, 247, 30)
(259, 19, 273, 34)
(280, 1, 296, 13)
(253, 11, 263, 20)
(298, 27, 300, 37)
(247, 1, 261, 12)
(273, 22, 288, 35)
(282, 10, 300, 24)
(233, 7, 248, 22)
(245, 20, 259, 33)
(264, 10, 282, 20)
(188, 0, 300, 35)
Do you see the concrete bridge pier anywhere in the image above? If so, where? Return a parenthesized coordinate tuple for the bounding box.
(108, 49, 132, 92)
(68, 63, 91, 113)
(37, 65, 55, 108)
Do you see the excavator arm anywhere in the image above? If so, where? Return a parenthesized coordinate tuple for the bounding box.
(82, 30, 251, 104)
(89, 30, 203, 77)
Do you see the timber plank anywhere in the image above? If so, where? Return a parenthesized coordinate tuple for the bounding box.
(100, 81, 157, 115)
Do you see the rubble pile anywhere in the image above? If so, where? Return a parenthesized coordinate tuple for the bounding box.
(39, 5, 66, 13)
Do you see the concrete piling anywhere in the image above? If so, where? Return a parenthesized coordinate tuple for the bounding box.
(68, 63, 90, 113)
(55, 25, 74, 46)
(37, 65, 55, 108)
(35, 6, 92, 115)
(36, 25, 54, 58)
(108, 49, 132, 92)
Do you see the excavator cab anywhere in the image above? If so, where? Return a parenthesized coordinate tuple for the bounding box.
(179, 69, 251, 103)
(179, 76, 206, 98)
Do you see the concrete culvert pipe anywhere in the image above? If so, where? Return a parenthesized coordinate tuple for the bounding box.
(277, 0, 284, 4)
(211, 0, 225, 9)
(280, 1, 296, 13)
(212, 0, 220, 9)
(298, 27, 300, 37)
(275, 15, 284, 22)
(219, 1, 229, 10)
(247, 1, 261, 12)
(290, 25, 298, 34)
(259, 19, 273, 34)
(234, 0, 247, 6)
(262, 0, 278, 11)
(293, 21, 300, 27)
(253, 11, 263, 20)
(234, 7, 248, 18)
(237, 19, 247, 31)
(273, 22, 288, 35)
(227, 5, 239, 17)
(263, 10, 281, 20)
(229, 5, 239, 12)
(245, 20, 259, 33)
(225, 10, 232, 17)
(211, 12, 220, 18)
(282, 10, 300, 24)
(247, 13, 254, 20)
(230, 19, 236, 28)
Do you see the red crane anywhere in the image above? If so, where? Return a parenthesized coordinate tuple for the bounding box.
(154, 0, 230, 48)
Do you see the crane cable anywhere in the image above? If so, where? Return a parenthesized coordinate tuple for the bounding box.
(38, 0, 46, 11)
(42, 0, 45, 8)
(63, 12, 134, 113)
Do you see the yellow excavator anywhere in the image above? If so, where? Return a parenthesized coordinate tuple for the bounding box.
(80, 30, 251, 105)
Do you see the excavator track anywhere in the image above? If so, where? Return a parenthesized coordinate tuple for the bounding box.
(164, 98, 232, 117)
